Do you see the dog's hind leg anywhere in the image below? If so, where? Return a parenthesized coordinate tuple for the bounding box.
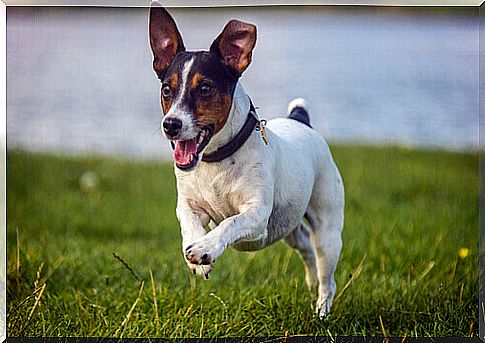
(284, 223, 318, 294)
(307, 170, 344, 318)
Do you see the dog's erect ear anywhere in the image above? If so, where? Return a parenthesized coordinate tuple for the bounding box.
(149, 4, 185, 80)
(210, 20, 257, 78)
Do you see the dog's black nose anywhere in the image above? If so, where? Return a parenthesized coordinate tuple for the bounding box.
(163, 117, 182, 137)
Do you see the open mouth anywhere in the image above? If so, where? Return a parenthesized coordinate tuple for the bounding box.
(171, 125, 214, 171)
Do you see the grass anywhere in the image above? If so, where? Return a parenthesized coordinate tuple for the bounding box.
(6, 145, 478, 338)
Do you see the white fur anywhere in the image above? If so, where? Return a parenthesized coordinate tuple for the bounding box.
(177, 58, 194, 104)
(175, 84, 345, 318)
(287, 97, 309, 115)
(161, 59, 198, 140)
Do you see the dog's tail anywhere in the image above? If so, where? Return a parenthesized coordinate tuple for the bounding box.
(287, 98, 311, 128)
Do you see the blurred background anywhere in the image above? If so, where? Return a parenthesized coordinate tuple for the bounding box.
(6, 6, 479, 159)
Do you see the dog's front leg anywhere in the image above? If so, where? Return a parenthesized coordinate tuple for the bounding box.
(185, 201, 272, 268)
(176, 202, 212, 278)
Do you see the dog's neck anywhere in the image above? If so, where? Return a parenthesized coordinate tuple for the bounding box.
(204, 82, 251, 155)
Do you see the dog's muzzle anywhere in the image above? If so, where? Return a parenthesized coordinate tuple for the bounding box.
(170, 125, 214, 171)
(162, 117, 183, 139)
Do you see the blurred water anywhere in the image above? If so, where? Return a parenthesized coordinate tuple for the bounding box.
(7, 6, 478, 159)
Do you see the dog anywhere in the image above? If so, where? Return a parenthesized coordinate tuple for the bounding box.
(148, 4, 345, 317)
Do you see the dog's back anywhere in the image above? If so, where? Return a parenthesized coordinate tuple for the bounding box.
(267, 98, 333, 170)
(264, 97, 343, 236)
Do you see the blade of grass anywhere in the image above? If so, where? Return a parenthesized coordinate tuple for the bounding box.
(379, 315, 388, 338)
(16, 227, 20, 288)
(33, 262, 44, 289)
(281, 248, 294, 276)
(39, 256, 65, 286)
(199, 312, 204, 338)
(416, 261, 435, 282)
(334, 254, 366, 303)
(27, 283, 46, 323)
(113, 253, 140, 282)
(115, 281, 145, 338)
(210, 293, 228, 310)
(149, 270, 159, 322)
(14, 286, 44, 310)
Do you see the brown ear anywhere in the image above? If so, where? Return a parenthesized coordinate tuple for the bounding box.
(149, 4, 185, 80)
(210, 19, 257, 78)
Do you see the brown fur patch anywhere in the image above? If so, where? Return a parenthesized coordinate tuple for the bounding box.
(194, 92, 232, 134)
(191, 73, 203, 90)
(161, 73, 179, 115)
(188, 72, 232, 134)
(211, 19, 257, 76)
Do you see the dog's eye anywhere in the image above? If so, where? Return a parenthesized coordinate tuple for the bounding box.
(199, 83, 213, 97)
(161, 84, 172, 99)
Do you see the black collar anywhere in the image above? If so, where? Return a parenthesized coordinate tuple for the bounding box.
(201, 101, 259, 163)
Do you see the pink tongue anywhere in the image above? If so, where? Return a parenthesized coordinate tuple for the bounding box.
(174, 138, 198, 165)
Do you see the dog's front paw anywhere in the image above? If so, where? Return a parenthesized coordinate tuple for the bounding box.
(316, 295, 333, 319)
(187, 262, 213, 280)
(185, 239, 224, 266)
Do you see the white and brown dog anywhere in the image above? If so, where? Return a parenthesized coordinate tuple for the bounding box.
(149, 4, 344, 317)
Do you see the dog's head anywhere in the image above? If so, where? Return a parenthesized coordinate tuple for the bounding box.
(149, 5, 257, 171)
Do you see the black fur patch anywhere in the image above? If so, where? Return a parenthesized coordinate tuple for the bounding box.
(288, 106, 311, 128)
(162, 51, 238, 113)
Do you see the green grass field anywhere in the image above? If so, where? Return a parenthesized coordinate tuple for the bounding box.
(6, 145, 478, 338)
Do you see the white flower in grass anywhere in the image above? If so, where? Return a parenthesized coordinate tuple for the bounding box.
(79, 171, 99, 192)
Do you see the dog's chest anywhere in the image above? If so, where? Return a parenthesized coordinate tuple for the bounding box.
(177, 163, 247, 223)
(195, 184, 240, 224)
